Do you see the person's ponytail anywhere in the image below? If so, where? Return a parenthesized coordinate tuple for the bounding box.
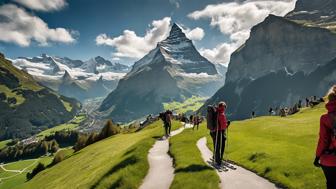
(327, 85, 336, 102)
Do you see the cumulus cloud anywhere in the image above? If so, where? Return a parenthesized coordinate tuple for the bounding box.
(184, 27, 205, 41)
(0, 4, 76, 47)
(96, 17, 205, 60)
(13, 0, 67, 11)
(189, 0, 297, 65)
(96, 17, 171, 59)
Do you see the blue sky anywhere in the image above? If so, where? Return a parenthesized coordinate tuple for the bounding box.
(0, 0, 297, 65)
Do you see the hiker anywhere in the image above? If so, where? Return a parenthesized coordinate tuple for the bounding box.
(159, 110, 172, 137)
(207, 102, 230, 166)
(298, 100, 302, 108)
(306, 98, 310, 107)
(251, 111, 255, 118)
(314, 85, 336, 189)
(189, 115, 194, 127)
(193, 115, 200, 130)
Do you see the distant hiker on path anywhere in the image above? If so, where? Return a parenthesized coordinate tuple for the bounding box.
(251, 111, 255, 118)
(160, 110, 173, 137)
(207, 102, 230, 166)
(315, 85, 336, 189)
(189, 115, 194, 127)
(193, 115, 200, 130)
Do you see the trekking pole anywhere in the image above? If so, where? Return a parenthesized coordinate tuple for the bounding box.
(225, 127, 229, 161)
(214, 126, 218, 165)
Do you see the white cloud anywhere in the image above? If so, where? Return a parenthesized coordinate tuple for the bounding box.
(184, 27, 205, 41)
(0, 4, 76, 47)
(13, 0, 67, 11)
(96, 17, 204, 60)
(189, 0, 297, 65)
(96, 17, 171, 59)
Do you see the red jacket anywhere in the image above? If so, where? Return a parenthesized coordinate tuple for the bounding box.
(316, 100, 336, 167)
(216, 106, 228, 131)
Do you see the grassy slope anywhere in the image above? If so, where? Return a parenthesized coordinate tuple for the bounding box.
(0, 140, 11, 150)
(17, 121, 181, 189)
(36, 114, 86, 138)
(0, 157, 52, 189)
(170, 125, 220, 189)
(205, 104, 325, 189)
(163, 96, 206, 114)
(0, 57, 42, 92)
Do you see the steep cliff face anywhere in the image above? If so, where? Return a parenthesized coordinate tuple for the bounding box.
(226, 15, 336, 83)
(201, 1, 336, 120)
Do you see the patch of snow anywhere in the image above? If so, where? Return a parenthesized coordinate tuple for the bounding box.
(284, 67, 294, 76)
(176, 72, 217, 78)
(86, 72, 126, 81)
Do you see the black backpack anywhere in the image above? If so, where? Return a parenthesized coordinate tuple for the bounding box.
(207, 105, 218, 130)
(159, 112, 166, 121)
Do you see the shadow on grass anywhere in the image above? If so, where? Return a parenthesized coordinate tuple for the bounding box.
(175, 164, 212, 173)
(90, 155, 138, 189)
(123, 148, 136, 157)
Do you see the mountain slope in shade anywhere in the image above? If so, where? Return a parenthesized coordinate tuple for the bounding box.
(201, 0, 336, 120)
(99, 24, 223, 122)
(0, 53, 80, 140)
(285, 0, 336, 30)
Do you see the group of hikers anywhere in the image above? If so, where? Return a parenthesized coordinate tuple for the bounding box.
(158, 85, 336, 189)
(159, 111, 204, 137)
(251, 96, 325, 119)
(179, 114, 202, 130)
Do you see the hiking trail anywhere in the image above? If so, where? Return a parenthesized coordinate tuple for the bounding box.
(197, 137, 279, 189)
(139, 124, 192, 189)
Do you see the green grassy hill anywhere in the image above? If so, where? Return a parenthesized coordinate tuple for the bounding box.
(9, 104, 326, 189)
(0, 53, 81, 140)
(15, 121, 181, 189)
(219, 104, 325, 189)
(163, 96, 206, 114)
(170, 104, 326, 189)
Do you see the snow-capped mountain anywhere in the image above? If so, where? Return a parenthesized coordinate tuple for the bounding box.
(11, 54, 130, 101)
(99, 23, 224, 122)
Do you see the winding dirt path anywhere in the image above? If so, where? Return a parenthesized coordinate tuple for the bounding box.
(197, 137, 278, 189)
(139, 125, 189, 189)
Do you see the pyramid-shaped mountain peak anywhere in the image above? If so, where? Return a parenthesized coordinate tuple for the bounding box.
(163, 23, 189, 43)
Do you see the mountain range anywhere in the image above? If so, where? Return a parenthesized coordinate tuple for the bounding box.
(11, 54, 129, 101)
(201, 0, 336, 119)
(99, 24, 224, 122)
(0, 53, 80, 140)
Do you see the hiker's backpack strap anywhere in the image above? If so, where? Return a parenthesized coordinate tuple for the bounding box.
(329, 113, 336, 138)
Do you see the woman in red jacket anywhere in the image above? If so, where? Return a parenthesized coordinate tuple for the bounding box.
(315, 85, 336, 189)
(210, 102, 228, 166)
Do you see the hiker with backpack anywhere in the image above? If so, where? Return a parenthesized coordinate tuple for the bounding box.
(159, 110, 173, 137)
(207, 102, 230, 167)
(193, 115, 200, 130)
(314, 85, 336, 189)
